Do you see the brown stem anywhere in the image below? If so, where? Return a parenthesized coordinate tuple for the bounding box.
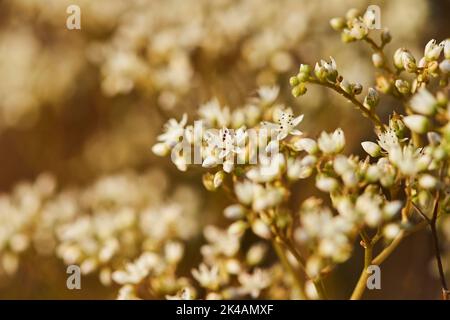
(429, 188, 449, 300)
(309, 79, 384, 130)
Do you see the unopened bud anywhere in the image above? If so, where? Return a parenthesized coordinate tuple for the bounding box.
(394, 79, 410, 95)
(403, 115, 429, 134)
(330, 17, 346, 31)
(372, 52, 384, 68)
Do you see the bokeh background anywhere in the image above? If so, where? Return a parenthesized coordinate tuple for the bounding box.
(0, 0, 449, 299)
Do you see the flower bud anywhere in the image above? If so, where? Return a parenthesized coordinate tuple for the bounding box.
(224, 204, 246, 220)
(364, 87, 380, 109)
(346, 8, 360, 20)
(419, 174, 437, 189)
(443, 39, 450, 59)
(251, 219, 271, 239)
(402, 51, 417, 72)
(440, 60, 450, 73)
(316, 176, 338, 193)
(291, 84, 307, 97)
(383, 223, 400, 240)
(381, 29, 392, 44)
(372, 52, 384, 68)
(228, 220, 248, 236)
(403, 115, 429, 134)
(393, 48, 406, 70)
(152, 143, 170, 156)
(410, 88, 437, 116)
(352, 83, 363, 95)
(299, 64, 311, 74)
(213, 171, 225, 188)
(361, 141, 382, 157)
(293, 138, 318, 154)
(202, 172, 216, 191)
(376, 75, 391, 94)
(330, 17, 346, 31)
(289, 76, 300, 86)
(394, 79, 410, 95)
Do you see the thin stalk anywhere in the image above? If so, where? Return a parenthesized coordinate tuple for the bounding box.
(272, 241, 306, 299)
(308, 79, 384, 130)
(350, 220, 428, 299)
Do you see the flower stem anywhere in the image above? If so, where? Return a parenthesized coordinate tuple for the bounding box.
(309, 79, 384, 130)
(272, 241, 306, 299)
(350, 220, 428, 300)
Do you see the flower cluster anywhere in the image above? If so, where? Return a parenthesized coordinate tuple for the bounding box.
(152, 6, 450, 300)
(0, 169, 200, 295)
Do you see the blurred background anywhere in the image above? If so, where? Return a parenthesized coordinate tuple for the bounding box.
(0, 0, 448, 299)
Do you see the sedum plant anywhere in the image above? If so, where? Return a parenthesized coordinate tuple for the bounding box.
(153, 7, 450, 300)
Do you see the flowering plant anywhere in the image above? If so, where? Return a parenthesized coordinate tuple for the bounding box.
(153, 7, 450, 300)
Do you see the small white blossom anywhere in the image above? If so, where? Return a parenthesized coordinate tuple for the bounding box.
(192, 263, 221, 290)
(424, 39, 443, 61)
(262, 109, 303, 141)
(293, 138, 318, 154)
(155, 113, 187, 148)
(238, 268, 271, 298)
(410, 88, 437, 116)
(419, 174, 438, 189)
(318, 128, 345, 154)
(198, 99, 230, 127)
(257, 85, 280, 105)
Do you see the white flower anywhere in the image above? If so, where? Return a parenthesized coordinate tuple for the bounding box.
(251, 219, 271, 239)
(198, 98, 230, 127)
(356, 194, 382, 227)
(192, 263, 221, 290)
(224, 204, 246, 220)
(377, 128, 399, 151)
(419, 174, 438, 189)
(112, 252, 161, 285)
(257, 85, 279, 105)
(403, 115, 429, 134)
(156, 113, 187, 147)
(410, 88, 437, 116)
(261, 109, 303, 141)
(383, 223, 401, 240)
(203, 127, 246, 172)
(228, 220, 248, 236)
(246, 243, 267, 266)
(388, 145, 431, 176)
(316, 176, 338, 192)
(238, 269, 271, 298)
(287, 157, 302, 181)
(165, 241, 184, 264)
(293, 138, 318, 154)
(317, 128, 345, 154)
(383, 200, 402, 218)
(424, 39, 443, 61)
(246, 153, 285, 183)
(234, 180, 254, 205)
(251, 184, 284, 212)
(202, 225, 241, 258)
